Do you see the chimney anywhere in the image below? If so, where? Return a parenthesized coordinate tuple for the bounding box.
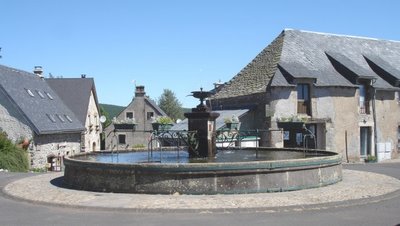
(33, 66, 44, 78)
(213, 80, 224, 92)
(135, 85, 145, 97)
(81, 74, 86, 78)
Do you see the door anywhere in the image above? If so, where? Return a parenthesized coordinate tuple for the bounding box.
(360, 127, 371, 156)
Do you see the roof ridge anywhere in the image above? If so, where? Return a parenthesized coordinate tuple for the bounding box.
(284, 28, 400, 43)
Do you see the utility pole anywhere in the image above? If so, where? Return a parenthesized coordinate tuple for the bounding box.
(0, 47, 2, 59)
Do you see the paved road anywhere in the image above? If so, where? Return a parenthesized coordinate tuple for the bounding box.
(1, 163, 400, 226)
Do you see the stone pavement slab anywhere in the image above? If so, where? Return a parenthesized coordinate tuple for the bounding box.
(3, 170, 400, 213)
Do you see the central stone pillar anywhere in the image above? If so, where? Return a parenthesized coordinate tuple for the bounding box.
(185, 111, 219, 158)
(185, 88, 220, 158)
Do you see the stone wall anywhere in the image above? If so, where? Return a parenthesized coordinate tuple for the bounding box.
(64, 149, 342, 194)
(374, 90, 400, 159)
(0, 90, 33, 142)
(30, 133, 81, 169)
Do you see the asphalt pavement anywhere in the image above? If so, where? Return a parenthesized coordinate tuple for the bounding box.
(1, 162, 400, 226)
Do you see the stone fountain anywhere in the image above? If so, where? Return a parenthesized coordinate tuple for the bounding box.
(63, 89, 342, 194)
(185, 88, 220, 158)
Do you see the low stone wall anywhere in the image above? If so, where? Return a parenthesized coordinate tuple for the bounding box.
(63, 149, 342, 194)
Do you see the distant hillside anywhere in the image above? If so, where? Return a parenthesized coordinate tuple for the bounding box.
(100, 104, 124, 119)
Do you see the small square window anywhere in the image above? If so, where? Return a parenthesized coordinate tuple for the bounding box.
(118, 134, 126, 144)
(147, 112, 154, 120)
(126, 112, 133, 119)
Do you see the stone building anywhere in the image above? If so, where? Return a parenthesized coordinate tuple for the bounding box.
(104, 85, 167, 150)
(0, 65, 84, 170)
(210, 29, 400, 162)
(47, 77, 102, 152)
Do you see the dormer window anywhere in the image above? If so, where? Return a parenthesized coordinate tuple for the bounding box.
(297, 83, 311, 116)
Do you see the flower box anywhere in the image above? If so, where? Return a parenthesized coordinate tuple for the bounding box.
(114, 123, 136, 130)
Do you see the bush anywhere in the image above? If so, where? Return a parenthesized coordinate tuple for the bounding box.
(0, 132, 29, 172)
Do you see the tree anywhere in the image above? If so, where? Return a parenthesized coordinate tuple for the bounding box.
(100, 106, 111, 127)
(158, 89, 184, 121)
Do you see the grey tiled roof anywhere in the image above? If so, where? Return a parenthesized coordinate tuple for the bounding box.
(213, 29, 400, 98)
(46, 78, 99, 125)
(0, 64, 84, 134)
(144, 97, 167, 116)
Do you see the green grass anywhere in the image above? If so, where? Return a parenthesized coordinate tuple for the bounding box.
(0, 132, 29, 172)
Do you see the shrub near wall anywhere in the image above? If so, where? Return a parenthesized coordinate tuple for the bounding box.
(0, 132, 29, 172)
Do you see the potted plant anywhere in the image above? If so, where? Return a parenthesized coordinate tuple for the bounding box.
(365, 155, 377, 163)
(112, 117, 137, 130)
(224, 115, 240, 130)
(152, 116, 174, 131)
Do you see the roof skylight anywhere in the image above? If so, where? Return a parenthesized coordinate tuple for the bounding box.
(45, 92, 54, 100)
(64, 115, 73, 123)
(25, 89, 34, 97)
(46, 114, 56, 123)
(36, 90, 45, 99)
(56, 114, 65, 123)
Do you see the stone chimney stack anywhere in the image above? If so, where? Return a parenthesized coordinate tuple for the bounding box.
(135, 85, 145, 97)
(33, 66, 44, 78)
(213, 80, 224, 92)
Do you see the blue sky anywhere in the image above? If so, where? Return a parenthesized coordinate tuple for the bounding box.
(1, 0, 400, 108)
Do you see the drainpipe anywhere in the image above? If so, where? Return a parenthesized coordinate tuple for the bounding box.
(371, 80, 378, 158)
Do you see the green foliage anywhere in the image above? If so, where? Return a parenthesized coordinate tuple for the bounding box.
(100, 106, 112, 127)
(365, 155, 377, 163)
(153, 116, 174, 124)
(157, 89, 184, 121)
(0, 132, 29, 172)
(133, 144, 146, 149)
(99, 104, 125, 123)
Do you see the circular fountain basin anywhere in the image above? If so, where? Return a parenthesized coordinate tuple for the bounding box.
(63, 148, 342, 194)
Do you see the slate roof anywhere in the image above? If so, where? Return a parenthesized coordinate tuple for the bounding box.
(46, 78, 100, 125)
(213, 29, 400, 99)
(0, 64, 84, 134)
(171, 109, 249, 131)
(144, 97, 167, 116)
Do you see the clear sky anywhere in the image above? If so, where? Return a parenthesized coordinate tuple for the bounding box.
(1, 0, 400, 108)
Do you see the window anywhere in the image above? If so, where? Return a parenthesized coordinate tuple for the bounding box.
(25, 89, 35, 97)
(147, 112, 154, 120)
(46, 114, 56, 123)
(359, 85, 370, 114)
(36, 90, 45, 99)
(398, 126, 400, 151)
(297, 84, 311, 115)
(45, 92, 54, 100)
(56, 114, 65, 122)
(118, 134, 126, 144)
(65, 115, 73, 123)
(126, 112, 134, 119)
